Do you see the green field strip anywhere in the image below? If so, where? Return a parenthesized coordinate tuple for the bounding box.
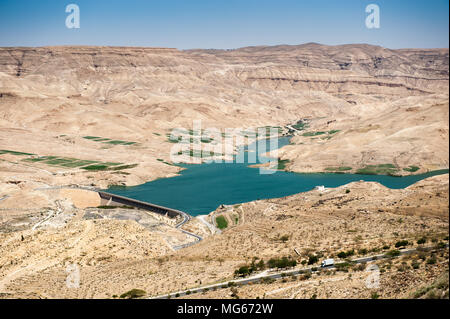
(0, 150, 35, 156)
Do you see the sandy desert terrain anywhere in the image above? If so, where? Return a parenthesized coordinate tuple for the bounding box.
(0, 43, 448, 298)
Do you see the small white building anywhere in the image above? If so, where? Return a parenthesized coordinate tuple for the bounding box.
(315, 185, 326, 192)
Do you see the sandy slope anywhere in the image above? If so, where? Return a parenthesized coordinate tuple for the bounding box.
(0, 175, 447, 298)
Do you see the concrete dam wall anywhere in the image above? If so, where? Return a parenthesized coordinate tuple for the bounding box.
(98, 191, 189, 222)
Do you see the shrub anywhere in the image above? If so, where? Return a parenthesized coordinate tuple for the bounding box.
(307, 255, 319, 265)
(234, 266, 250, 277)
(353, 264, 366, 271)
(268, 257, 297, 269)
(120, 289, 146, 299)
(215, 216, 228, 230)
(385, 250, 401, 258)
(300, 273, 311, 280)
(337, 252, 347, 259)
(358, 248, 368, 255)
(280, 235, 290, 242)
(395, 240, 409, 248)
(261, 277, 275, 284)
(417, 238, 427, 245)
(337, 249, 355, 259)
(335, 262, 352, 272)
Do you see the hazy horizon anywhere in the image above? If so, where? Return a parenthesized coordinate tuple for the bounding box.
(0, 41, 449, 51)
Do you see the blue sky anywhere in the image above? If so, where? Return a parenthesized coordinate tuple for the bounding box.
(0, 0, 448, 49)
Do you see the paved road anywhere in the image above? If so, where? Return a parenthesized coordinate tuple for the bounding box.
(149, 244, 446, 299)
(197, 214, 221, 235)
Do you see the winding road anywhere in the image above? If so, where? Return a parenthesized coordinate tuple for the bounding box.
(149, 244, 447, 299)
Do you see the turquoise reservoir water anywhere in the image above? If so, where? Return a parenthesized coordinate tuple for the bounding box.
(107, 137, 448, 216)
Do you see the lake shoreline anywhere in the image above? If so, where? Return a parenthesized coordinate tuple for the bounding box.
(107, 136, 449, 216)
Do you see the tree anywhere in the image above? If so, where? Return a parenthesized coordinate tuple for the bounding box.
(417, 238, 426, 245)
(308, 255, 318, 265)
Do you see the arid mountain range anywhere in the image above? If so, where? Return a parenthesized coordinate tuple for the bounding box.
(0, 44, 448, 189)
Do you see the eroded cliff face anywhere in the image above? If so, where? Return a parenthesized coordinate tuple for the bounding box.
(1, 44, 448, 101)
(0, 43, 448, 192)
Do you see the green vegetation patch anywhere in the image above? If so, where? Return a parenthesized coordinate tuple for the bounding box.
(216, 215, 228, 230)
(356, 163, 399, 176)
(325, 166, 352, 172)
(20, 153, 136, 172)
(106, 140, 128, 145)
(328, 130, 341, 135)
(201, 137, 212, 143)
(103, 162, 123, 166)
(403, 165, 420, 173)
(22, 158, 49, 162)
(277, 159, 290, 170)
(83, 136, 136, 146)
(92, 138, 111, 142)
(292, 121, 309, 131)
(43, 158, 77, 166)
(301, 129, 341, 138)
(81, 164, 110, 171)
(302, 131, 327, 137)
(82, 163, 138, 171)
(268, 256, 297, 269)
(59, 160, 98, 168)
(108, 164, 138, 171)
(0, 150, 35, 156)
